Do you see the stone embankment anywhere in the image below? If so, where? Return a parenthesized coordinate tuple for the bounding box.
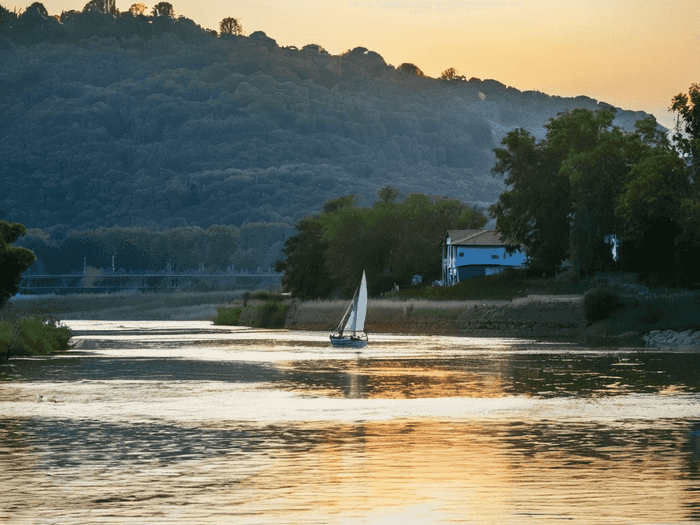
(642, 329, 700, 348)
(286, 296, 587, 339)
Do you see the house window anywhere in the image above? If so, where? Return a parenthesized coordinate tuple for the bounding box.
(491, 254, 499, 260)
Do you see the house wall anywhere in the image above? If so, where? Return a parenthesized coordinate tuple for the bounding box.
(442, 243, 527, 286)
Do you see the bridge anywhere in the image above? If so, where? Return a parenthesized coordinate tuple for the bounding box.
(19, 272, 282, 294)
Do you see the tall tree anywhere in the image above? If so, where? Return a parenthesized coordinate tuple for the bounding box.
(151, 1, 173, 17)
(0, 222, 36, 311)
(128, 3, 146, 15)
(274, 217, 333, 300)
(219, 16, 243, 36)
(490, 127, 570, 274)
(439, 67, 465, 81)
(670, 83, 700, 180)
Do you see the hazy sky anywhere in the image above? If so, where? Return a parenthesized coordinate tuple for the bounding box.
(38, 0, 699, 129)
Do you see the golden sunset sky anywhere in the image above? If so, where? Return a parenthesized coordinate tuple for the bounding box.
(40, 0, 699, 129)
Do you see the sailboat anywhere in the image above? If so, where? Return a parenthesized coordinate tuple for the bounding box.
(330, 271, 368, 348)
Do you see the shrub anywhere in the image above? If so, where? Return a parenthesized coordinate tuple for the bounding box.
(258, 301, 289, 328)
(213, 301, 289, 328)
(1, 316, 72, 358)
(583, 287, 622, 325)
(213, 306, 243, 325)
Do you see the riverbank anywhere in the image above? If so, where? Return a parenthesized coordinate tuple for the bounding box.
(285, 294, 700, 347)
(287, 295, 588, 338)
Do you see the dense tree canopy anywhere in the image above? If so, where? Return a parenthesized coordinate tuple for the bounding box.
(0, 0, 654, 258)
(0, 222, 36, 310)
(491, 102, 699, 285)
(276, 191, 487, 298)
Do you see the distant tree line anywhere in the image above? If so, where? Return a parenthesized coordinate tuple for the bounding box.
(17, 223, 295, 275)
(491, 85, 700, 286)
(1, 0, 654, 249)
(275, 190, 487, 298)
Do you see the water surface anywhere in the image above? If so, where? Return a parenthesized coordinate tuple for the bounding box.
(2, 321, 699, 523)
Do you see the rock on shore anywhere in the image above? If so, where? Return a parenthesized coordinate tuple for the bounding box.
(643, 329, 700, 348)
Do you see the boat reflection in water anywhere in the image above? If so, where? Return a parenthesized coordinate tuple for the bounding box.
(1, 321, 700, 524)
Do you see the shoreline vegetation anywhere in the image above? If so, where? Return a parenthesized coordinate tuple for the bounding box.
(4, 272, 700, 348)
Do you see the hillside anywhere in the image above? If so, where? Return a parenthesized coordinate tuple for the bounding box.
(1, 5, 654, 238)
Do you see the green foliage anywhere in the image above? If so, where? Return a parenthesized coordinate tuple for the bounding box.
(257, 301, 289, 328)
(281, 192, 487, 297)
(229, 301, 290, 328)
(0, 221, 36, 310)
(583, 288, 623, 326)
(213, 306, 243, 325)
(275, 218, 334, 300)
(492, 106, 697, 280)
(490, 127, 571, 274)
(0, 316, 72, 358)
(671, 83, 700, 180)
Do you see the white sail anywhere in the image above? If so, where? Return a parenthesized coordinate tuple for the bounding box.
(339, 272, 367, 335)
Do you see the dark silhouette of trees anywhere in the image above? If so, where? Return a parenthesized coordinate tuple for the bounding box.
(275, 218, 333, 300)
(219, 16, 243, 36)
(439, 67, 466, 81)
(82, 0, 117, 14)
(151, 1, 174, 17)
(397, 63, 424, 77)
(491, 105, 698, 283)
(128, 3, 146, 16)
(0, 222, 35, 311)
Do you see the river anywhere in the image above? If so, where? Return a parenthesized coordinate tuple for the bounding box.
(1, 321, 700, 524)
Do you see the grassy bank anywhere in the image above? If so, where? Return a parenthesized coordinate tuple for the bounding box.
(3, 291, 245, 321)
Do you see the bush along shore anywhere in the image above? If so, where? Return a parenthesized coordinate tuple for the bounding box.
(213, 291, 290, 329)
(0, 316, 72, 360)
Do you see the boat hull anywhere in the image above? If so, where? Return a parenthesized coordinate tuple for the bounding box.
(329, 334, 368, 348)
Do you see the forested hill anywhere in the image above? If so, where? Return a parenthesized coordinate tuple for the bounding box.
(1, 2, 653, 238)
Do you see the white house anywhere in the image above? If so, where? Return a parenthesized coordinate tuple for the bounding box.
(441, 230, 527, 286)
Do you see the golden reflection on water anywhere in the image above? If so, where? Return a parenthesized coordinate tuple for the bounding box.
(2, 418, 696, 524)
(1, 321, 699, 524)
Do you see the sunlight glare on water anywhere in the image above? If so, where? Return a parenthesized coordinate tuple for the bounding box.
(1, 320, 700, 524)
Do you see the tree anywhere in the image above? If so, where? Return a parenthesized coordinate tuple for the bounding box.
(0, 222, 36, 311)
(276, 193, 487, 298)
(377, 185, 399, 204)
(397, 63, 424, 77)
(439, 67, 465, 81)
(274, 217, 333, 300)
(671, 84, 700, 249)
(128, 3, 146, 16)
(491, 108, 650, 276)
(670, 83, 700, 180)
(219, 16, 243, 36)
(151, 1, 173, 17)
(82, 0, 117, 14)
(490, 127, 571, 275)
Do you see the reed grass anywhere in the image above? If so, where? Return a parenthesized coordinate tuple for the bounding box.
(3, 291, 244, 321)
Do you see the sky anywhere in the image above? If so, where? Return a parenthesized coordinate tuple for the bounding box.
(36, 0, 700, 130)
